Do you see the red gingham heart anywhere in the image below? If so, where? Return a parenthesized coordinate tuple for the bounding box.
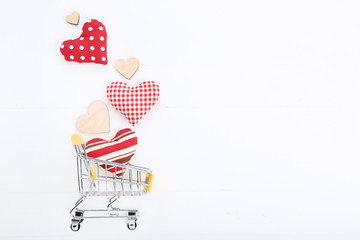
(107, 81, 160, 126)
(60, 19, 107, 64)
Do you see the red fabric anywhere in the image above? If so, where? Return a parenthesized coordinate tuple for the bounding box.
(86, 128, 132, 145)
(85, 128, 137, 176)
(107, 81, 160, 126)
(60, 19, 108, 65)
(88, 138, 137, 159)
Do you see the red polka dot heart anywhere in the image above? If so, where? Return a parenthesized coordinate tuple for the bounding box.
(60, 19, 107, 65)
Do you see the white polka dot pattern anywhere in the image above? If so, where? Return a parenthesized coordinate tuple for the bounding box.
(59, 19, 107, 65)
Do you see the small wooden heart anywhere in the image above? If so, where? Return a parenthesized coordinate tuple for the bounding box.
(115, 58, 140, 80)
(65, 11, 80, 25)
(76, 100, 110, 134)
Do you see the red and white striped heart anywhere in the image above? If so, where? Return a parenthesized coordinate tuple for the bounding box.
(107, 81, 160, 126)
(85, 128, 137, 176)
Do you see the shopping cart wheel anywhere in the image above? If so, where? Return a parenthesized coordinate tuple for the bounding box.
(75, 210, 84, 223)
(70, 222, 81, 232)
(127, 220, 137, 230)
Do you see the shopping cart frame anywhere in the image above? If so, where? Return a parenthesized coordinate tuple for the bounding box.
(69, 133, 154, 231)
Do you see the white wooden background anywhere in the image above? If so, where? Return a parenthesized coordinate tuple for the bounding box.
(1, 0, 360, 239)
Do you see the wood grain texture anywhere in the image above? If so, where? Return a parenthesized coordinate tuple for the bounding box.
(65, 11, 80, 25)
(115, 58, 140, 80)
(76, 100, 110, 134)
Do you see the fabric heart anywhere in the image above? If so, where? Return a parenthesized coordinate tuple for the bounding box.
(85, 128, 137, 176)
(60, 19, 107, 65)
(107, 81, 160, 126)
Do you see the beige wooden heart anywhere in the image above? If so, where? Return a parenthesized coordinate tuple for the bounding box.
(65, 11, 80, 25)
(115, 58, 140, 80)
(76, 100, 110, 134)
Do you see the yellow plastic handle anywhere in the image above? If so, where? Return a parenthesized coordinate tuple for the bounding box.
(144, 173, 154, 193)
(71, 133, 85, 145)
(90, 166, 97, 179)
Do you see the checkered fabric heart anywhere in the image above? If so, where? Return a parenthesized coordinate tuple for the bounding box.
(107, 81, 160, 126)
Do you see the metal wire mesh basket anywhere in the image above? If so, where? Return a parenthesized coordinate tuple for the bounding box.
(69, 133, 154, 231)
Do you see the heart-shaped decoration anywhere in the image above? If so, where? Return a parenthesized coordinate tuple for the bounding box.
(76, 100, 110, 134)
(60, 19, 107, 65)
(85, 128, 137, 176)
(115, 58, 140, 80)
(65, 11, 80, 25)
(107, 81, 160, 126)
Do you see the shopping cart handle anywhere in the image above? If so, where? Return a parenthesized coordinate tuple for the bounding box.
(89, 166, 97, 179)
(71, 133, 85, 145)
(144, 173, 154, 193)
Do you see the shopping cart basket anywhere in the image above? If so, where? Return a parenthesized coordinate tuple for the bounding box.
(69, 133, 154, 231)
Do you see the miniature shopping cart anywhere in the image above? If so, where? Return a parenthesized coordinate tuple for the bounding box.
(69, 134, 154, 231)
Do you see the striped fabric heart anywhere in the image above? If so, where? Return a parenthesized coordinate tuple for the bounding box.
(85, 128, 137, 176)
